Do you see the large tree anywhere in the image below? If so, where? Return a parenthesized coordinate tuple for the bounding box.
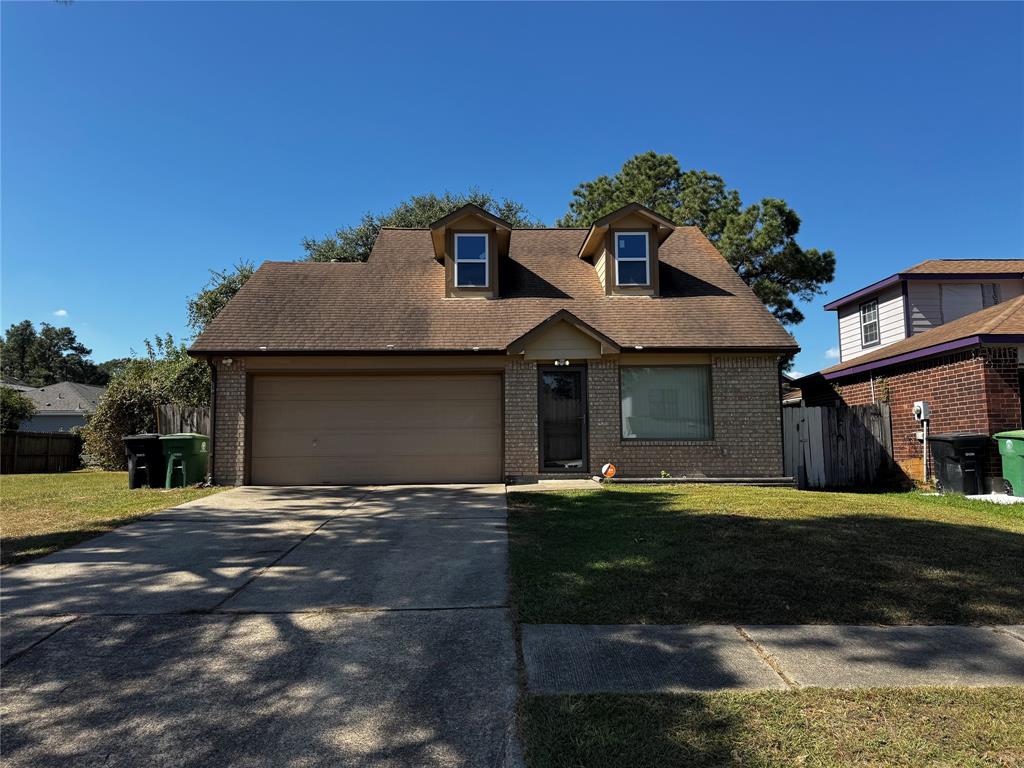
(558, 152, 835, 324)
(0, 320, 107, 386)
(187, 261, 256, 333)
(302, 189, 542, 263)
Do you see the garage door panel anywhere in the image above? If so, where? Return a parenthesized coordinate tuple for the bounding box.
(252, 402, 500, 432)
(253, 376, 498, 402)
(252, 427, 501, 459)
(250, 374, 502, 485)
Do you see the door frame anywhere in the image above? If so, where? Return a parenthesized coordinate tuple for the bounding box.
(536, 363, 589, 474)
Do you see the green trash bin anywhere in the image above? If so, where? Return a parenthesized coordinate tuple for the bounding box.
(993, 430, 1024, 496)
(159, 433, 210, 488)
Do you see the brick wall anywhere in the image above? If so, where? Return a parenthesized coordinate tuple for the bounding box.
(585, 355, 784, 478)
(504, 359, 538, 477)
(212, 357, 246, 486)
(810, 346, 1021, 481)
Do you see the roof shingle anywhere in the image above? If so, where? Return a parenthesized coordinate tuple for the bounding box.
(190, 227, 797, 354)
(820, 294, 1024, 377)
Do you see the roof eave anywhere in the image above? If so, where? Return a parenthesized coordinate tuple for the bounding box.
(821, 333, 1024, 379)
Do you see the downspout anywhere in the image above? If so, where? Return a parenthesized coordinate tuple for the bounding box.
(869, 372, 875, 404)
(207, 357, 217, 485)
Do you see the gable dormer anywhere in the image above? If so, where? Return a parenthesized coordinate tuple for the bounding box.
(576, 203, 676, 297)
(429, 204, 512, 299)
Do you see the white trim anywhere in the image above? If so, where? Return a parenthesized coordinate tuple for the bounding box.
(614, 231, 650, 287)
(454, 232, 489, 288)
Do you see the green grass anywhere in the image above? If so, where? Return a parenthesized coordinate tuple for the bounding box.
(522, 688, 1024, 768)
(509, 485, 1024, 625)
(0, 470, 224, 565)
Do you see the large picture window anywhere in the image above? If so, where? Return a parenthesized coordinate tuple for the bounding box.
(620, 366, 712, 440)
(860, 299, 879, 347)
(454, 233, 488, 287)
(614, 231, 649, 286)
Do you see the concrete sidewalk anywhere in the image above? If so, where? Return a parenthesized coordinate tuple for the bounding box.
(522, 624, 1024, 694)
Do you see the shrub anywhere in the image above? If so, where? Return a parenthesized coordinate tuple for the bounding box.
(82, 336, 209, 470)
(0, 386, 36, 432)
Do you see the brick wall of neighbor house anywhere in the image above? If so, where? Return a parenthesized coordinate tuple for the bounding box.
(586, 355, 784, 478)
(212, 357, 247, 486)
(504, 359, 539, 477)
(811, 346, 1021, 481)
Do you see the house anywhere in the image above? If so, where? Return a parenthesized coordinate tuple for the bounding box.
(17, 382, 106, 432)
(189, 203, 798, 485)
(825, 259, 1023, 362)
(798, 259, 1024, 483)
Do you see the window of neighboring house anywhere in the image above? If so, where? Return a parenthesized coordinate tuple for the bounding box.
(614, 232, 649, 286)
(620, 366, 712, 440)
(454, 233, 488, 288)
(860, 299, 880, 347)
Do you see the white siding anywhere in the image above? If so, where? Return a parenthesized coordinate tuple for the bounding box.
(907, 279, 1024, 335)
(837, 284, 906, 361)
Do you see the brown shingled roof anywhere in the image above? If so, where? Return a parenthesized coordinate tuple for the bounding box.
(190, 227, 797, 354)
(902, 259, 1024, 275)
(820, 294, 1024, 377)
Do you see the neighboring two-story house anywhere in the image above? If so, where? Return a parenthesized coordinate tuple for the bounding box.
(799, 259, 1024, 483)
(189, 202, 798, 485)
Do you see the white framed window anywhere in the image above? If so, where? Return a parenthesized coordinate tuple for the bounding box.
(620, 366, 712, 440)
(454, 233, 489, 288)
(614, 231, 649, 286)
(860, 299, 880, 347)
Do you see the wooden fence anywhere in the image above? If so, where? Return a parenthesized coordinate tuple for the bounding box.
(155, 404, 211, 436)
(1, 431, 83, 474)
(783, 403, 894, 489)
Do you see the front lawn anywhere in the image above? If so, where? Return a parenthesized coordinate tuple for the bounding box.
(508, 485, 1024, 625)
(523, 687, 1024, 768)
(0, 471, 223, 565)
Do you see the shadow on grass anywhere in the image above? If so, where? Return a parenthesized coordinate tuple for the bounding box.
(1, 520, 147, 567)
(509, 491, 1024, 625)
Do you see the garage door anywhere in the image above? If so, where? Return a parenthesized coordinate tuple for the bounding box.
(250, 374, 502, 485)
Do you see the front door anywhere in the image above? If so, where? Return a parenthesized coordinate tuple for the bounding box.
(539, 366, 587, 472)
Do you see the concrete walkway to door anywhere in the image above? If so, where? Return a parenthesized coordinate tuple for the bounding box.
(1, 485, 520, 768)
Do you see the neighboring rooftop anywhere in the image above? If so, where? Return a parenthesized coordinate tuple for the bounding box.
(823, 259, 1024, 310)
(190, 226, 797, 354)
(1, 375, 31, 391)
(20, 382, 106, 414)
(812, 294, 1024, 379)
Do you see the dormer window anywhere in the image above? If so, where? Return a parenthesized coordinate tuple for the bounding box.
(615, 232, 650, 286)
(455, 233, 489, 288)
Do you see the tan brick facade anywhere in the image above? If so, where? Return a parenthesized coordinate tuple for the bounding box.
(585, 355, 784, 478)
(503, 359, 539, 476)
(803, 346, 1022, 481)
(212, 357, 247, 486)
(211, 353, 785, 485)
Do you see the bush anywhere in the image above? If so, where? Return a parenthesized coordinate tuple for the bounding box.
(81, 336, 209, 470)
(0, 386, 36, 432)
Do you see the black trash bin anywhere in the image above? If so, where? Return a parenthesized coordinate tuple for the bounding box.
(929, 433, 990, 495)
(124, 433, 165, 489)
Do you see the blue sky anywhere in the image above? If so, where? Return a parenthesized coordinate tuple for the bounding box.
(3, 1, 1022, 375)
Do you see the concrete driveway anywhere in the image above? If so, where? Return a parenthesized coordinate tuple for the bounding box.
(1, 485, 519, 768)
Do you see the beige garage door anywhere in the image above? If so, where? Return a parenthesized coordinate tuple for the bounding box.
(250, 374, 502, 485)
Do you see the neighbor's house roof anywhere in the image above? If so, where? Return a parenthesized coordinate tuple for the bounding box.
(190, 227, 797, 354)
(21, 382, 106, 415)
(810, 295, 1024, 380)
(1, 375, 31, 391)
(822, 259, 1024, 311)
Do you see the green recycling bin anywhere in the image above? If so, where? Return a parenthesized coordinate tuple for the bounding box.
(993, 430, 1024, 496)
(159, 433, 210, 488)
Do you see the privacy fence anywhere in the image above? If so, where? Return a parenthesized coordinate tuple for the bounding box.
(1, 431, 83, 474)
(783, 403, 894, 489)
(156, 404, 211, 436)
